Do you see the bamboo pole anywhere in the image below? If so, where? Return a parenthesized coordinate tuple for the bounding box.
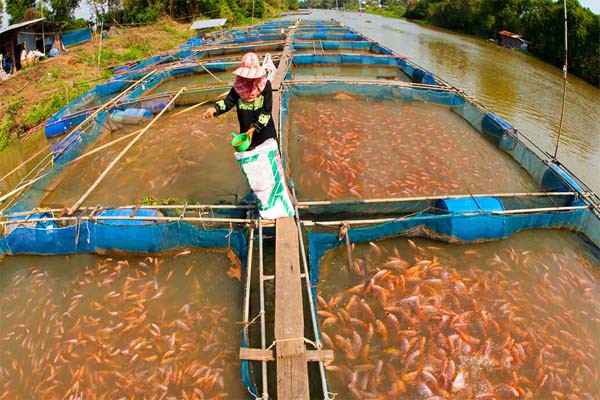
(67, 87, 186, 215)
(294, 204, 330, 399)
(2, 204, 254, 219)
(0, 174, 47, 204)
(0, 215, 259, 226)
(97, 20, 104, 69)
(298, 192, 577, 207)
(171, 90, 229, 117)
(301, 205, 588, 227)
(242, 226, 255, 338)
(68, 129, 141, 164)
(257, 218, 269, 400)
(198, 63, 225, 84)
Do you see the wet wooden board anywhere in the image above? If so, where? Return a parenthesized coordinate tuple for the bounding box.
(275, 216, 309, 400)
(272, 28, 294, 90)
(239, 347, 333, 362)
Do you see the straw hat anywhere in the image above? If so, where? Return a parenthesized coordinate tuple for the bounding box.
(233, 52, 265, 79)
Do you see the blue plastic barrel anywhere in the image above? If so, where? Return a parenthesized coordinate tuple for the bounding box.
(110, 108, 152, 124)
(435, 197, 505, 241)
(45, 117, 72, 137)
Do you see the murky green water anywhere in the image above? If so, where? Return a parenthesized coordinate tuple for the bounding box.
(41, 106, 249, 208)
(285, 10, 600, 192)
(0, 248, 246, 398)
(317, 229, 600, 399)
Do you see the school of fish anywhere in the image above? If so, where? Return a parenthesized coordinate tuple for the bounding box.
(0, 251, 244, 399)
(289, 97, 539, 200)
(317, 238, 600, 399)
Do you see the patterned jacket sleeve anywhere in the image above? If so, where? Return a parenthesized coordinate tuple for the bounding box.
(214, 88, 238, 115)
(251, 81, 273, 133)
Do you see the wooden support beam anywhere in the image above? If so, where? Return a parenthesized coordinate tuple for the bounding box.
(275, 216, 310, 400)
(239, 348, 334, 363)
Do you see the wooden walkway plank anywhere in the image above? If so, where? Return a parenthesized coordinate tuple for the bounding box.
(275, 216, 309, 400)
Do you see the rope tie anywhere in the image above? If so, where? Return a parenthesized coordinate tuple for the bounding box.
(244, 310, 264, 327)
(247, 386, 266, 400)
(226, 222, 233, 249)
(265, 337, 318, 351)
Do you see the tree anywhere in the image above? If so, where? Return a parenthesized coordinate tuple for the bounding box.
(49, 0, 80, 21)
(6, 0, 36, 23)
(285, 0, 299, 10)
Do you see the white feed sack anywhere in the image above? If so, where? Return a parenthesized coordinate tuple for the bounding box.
(235, 139, 295, 220)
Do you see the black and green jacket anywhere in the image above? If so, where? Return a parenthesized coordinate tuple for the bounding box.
(214, 80, 277, 150)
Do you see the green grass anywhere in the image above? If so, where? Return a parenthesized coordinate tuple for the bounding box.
(366, 7, 406, 19)
(100, 45, 150, 67)
(20, 81, 92, 130)
(8, 96, 25, 113)
(0, 116, 14, 151)
(160, 24, 188, 40)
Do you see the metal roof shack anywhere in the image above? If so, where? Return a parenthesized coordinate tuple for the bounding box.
(1, 18, 47, 74)
(190, 18, 228, 31)
(189, 19, 227, 44)
(498, 30, 530, 51)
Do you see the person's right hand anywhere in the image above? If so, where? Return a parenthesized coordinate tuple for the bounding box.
(204, 107, 217, 119)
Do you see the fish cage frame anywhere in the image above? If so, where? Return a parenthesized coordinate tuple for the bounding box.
(1, 18, 599, 400)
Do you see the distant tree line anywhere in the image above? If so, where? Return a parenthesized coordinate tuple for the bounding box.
(305, 0, 599, 86)
(407, 0, 599, 87)
(5, 0, 299, 29)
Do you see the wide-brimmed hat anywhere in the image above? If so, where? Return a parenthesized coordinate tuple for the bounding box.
(233, 52, 265, 79)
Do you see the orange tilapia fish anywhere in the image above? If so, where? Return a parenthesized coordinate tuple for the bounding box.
(316, 236, 600, 399)
(226, 249, 241, 282)
(0, 254, 242, 399)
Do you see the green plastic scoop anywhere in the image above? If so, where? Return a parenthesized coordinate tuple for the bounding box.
(231, 132, 251, 152)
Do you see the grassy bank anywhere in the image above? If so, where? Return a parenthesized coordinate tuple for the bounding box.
(0, 17, 190, 152)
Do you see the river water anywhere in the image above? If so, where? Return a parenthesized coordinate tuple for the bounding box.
(284, 10, 600, 193)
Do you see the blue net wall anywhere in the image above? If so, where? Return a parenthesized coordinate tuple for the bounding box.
(1, 218, 246, 259)
(305, 208, 594, 289)
(291, 40, 393, 55)
(292, 53, 405, 67)
(295, 32, 365, 41)
(219, 34, 286, 45)
(288, 53, 445, 86)
(62, 28, 92, 47)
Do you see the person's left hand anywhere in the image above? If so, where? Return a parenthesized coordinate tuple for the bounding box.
(246, 127, 256, 141)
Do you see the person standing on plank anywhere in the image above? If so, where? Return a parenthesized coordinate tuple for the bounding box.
(203, 52, 277, 151)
